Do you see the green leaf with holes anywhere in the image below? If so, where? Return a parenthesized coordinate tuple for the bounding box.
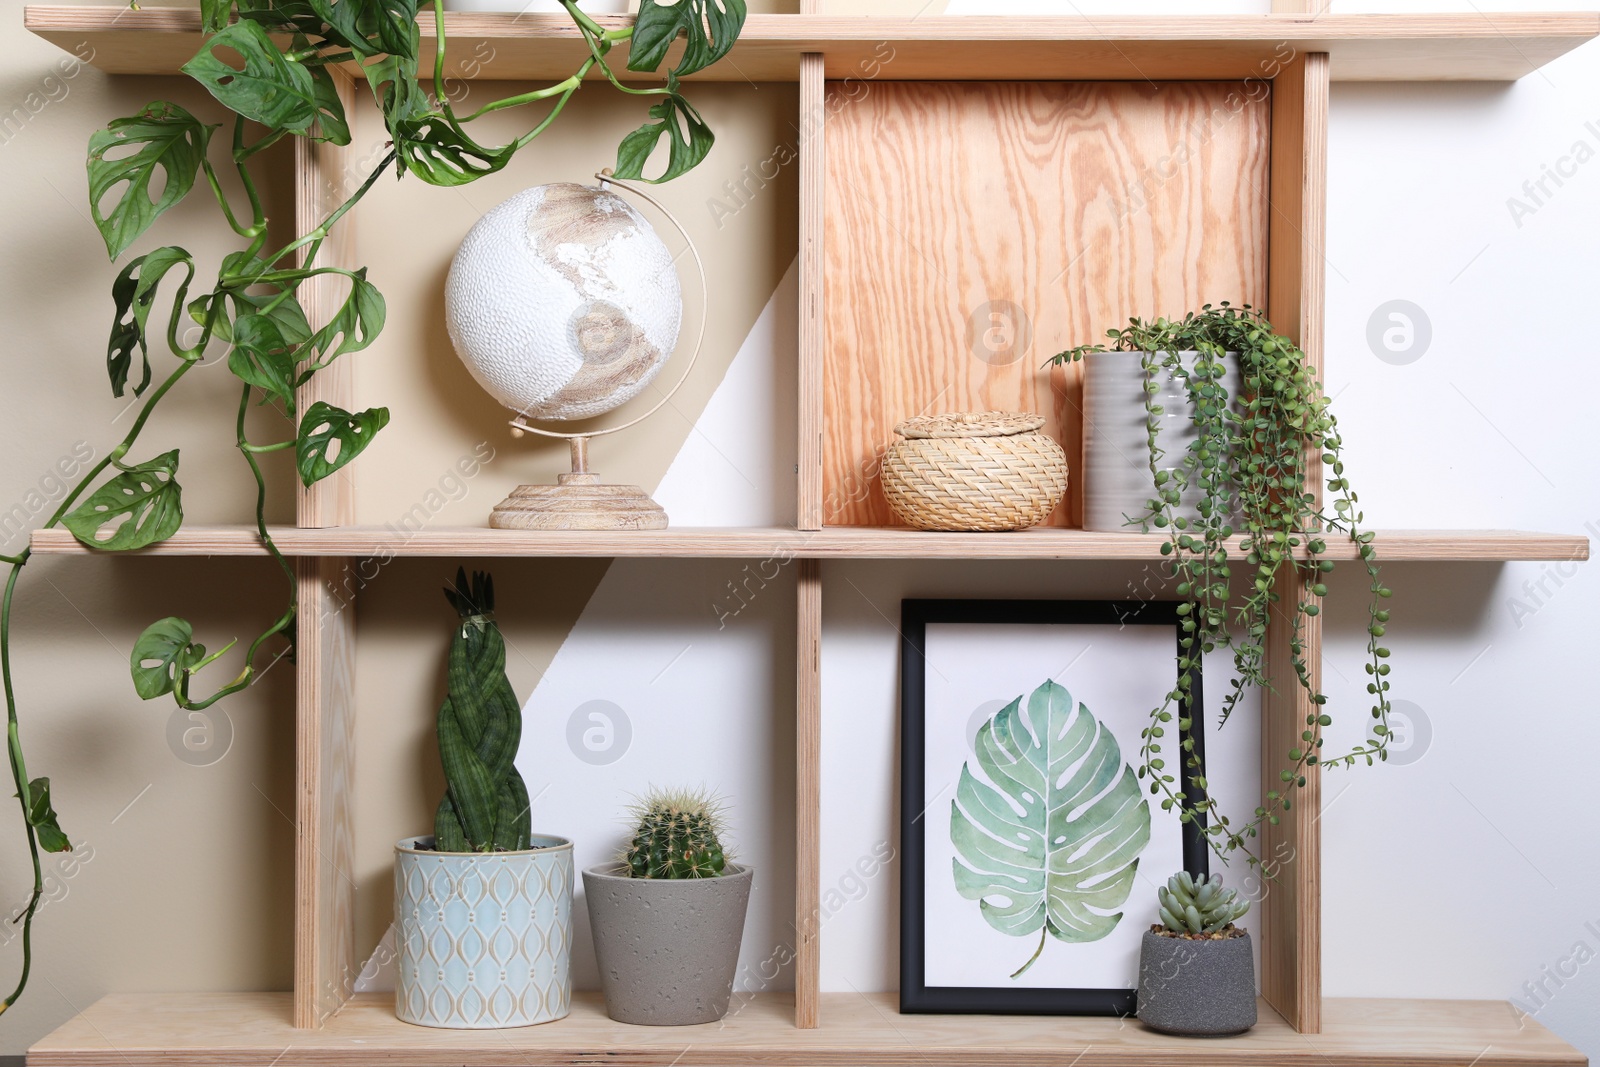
(613, 84, 714, 184)
(182, 21, 347, 143)
(62, 451, 184, 552)
(307, 270, 385, 368)
(87, 103, 213, 261)
(130, 616, 199, 700)
(296, 402, 389, 487)
(108, 246, 195, 398)
(951, 679, 1149, 978)
(629, 0, 746, 78)
(24, 778, 70, 854)
(228, 314, 299, 408)
(394, 115, 513, 186)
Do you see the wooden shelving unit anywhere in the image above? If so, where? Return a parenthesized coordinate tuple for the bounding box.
(28, 524, 1592, 561)
(21, 4, 1596, 1065)
(22, 7, 1600, 81)
(27, 991, 1586, 1067)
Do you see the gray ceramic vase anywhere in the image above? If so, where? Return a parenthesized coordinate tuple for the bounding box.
(1136, 928, 1257, 1036)
(583, 864, 753, 1025)
(1081, 350, 1242, 533)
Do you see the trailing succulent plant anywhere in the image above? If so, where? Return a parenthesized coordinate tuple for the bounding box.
(623, 788, 730, 879)
(1050, 304, 1395, 866)
(434, 570, 530, 854)
(1155, 872, 1250, 938)
(0, 0, 748, 1011)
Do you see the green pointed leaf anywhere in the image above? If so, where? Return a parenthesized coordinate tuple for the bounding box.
(307, 270, 384, 367)
(296, 402, 389, 487)
(629, 0, 746, 78)
(951, 679, 1149, 973)
(108, 246, 196, 398)
(394, 114, 512, 186)
(200, 0, 230, 32)
(130, 616, 197, 700)
(307, 64, 352, 145)
(182, 21, 343, 141)
(24, 777, 71, 854)
(228, 314, 298, 408)
(87, 102, 213, 260)
(613, 85, 714, 183)
(62, 451, 184, 551)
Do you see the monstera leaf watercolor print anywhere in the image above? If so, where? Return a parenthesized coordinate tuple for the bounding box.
(951, 679, 1150, 979)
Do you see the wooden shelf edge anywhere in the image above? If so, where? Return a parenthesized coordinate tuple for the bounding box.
(23, 8, 1600, 82)
(27, 525, 1591, 562)
(27, 991, 1585, 1066)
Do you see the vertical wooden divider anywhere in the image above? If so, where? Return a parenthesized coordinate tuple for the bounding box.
(1260, 50, 1329, 1036)
(293, 69, 359, 1030)
(795, 558, 822, 1029)
(798, 50, 826, 534)
(796, 29, 826, 1030)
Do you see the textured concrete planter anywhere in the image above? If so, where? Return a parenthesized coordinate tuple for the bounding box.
(1137, 929, 1257, 1036)
(1081, 351, 1241, 533)
(395, 835, 573, 1029)
(583, 864, 753, 1025)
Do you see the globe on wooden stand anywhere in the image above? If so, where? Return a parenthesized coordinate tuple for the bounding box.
(444, 172, 705, 531)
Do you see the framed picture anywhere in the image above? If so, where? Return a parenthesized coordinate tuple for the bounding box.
(899, 599, 1208, 1016)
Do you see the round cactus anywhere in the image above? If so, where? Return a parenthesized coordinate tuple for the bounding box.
(1157, 871, 1250, 936)
(624, 789, 729, 879)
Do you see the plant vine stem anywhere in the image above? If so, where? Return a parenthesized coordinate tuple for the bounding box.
(1009, 926, 1048, 979)
(0, 351, 196, 1011)
(0, 562, 42, 1017)
(261, 150, 396, 279)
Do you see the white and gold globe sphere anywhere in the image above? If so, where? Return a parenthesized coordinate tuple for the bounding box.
(444, 182, 683, 422)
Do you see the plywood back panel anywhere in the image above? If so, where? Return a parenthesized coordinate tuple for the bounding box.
(821, 81, 1269, 527)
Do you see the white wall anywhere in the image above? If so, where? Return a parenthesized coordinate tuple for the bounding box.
(495, 1, 1600, 1055)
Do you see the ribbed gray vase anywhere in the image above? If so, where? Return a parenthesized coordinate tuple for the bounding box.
(1081, 350, 1241, 533)
(1137, 929, 1257, 1036)
(583, 864, 753, 1025)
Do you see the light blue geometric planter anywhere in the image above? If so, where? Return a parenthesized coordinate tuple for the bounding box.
(394, 834, 573, 1029)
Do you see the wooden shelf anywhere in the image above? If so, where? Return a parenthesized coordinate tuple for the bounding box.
(28, 990, 1585, 1067)
(24, 7, 1600, 82)
(26, 524, 1590, 561)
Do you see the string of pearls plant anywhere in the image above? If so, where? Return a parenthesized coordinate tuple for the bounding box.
(1052, 304, 1395, 866)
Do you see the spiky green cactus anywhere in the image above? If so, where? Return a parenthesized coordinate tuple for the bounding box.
(433, 569, 532, 853)
(624, 789, 729, 879)
(1157, 872, 1250, 936)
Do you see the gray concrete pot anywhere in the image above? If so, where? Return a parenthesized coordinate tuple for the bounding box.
(583, 864, 753, 1025)
(1137, 929, 1257, 1036)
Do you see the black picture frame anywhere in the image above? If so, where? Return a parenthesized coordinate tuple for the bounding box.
(898, 598, 1208, 1016)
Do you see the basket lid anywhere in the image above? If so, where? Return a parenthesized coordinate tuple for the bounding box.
(894, 411, 1046, 440)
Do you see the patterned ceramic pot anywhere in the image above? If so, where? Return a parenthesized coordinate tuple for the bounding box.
(1081, 351, 1241, 533)
(395, 834, 573, 1029)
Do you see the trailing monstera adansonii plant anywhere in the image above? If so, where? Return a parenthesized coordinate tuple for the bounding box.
(0, 0, 747, 1014)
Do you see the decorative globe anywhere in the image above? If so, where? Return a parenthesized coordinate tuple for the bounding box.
(445, 182, 683, 422)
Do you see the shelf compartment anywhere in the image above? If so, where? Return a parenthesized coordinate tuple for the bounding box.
(27, 524, 1590, 561)
(28, 990, 1585, 1067)
(23, 8, 1600, 82)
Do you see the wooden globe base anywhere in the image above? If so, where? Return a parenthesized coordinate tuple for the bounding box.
(489, 473, 668, 531)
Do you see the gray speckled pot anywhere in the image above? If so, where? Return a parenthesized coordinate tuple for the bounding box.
(583, 864, 753, 1026)
(1137, 929, 1257, 1036)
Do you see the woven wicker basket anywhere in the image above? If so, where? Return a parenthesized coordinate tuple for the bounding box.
(881, 412, 1067, 532)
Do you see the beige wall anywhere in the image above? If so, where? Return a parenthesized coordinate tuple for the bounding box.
(0, 6, 795, 1056)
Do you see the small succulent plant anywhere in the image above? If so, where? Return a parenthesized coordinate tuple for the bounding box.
(624, 788, 730, 879)
(1157, 872, 1250, 937)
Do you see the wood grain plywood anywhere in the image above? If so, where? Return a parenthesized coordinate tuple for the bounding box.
(821, 81, 1269, 527)
(294, 558, 358, 1029)
(29, 991, 1587, 1067)
(1259, 52, 1330, 1037)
